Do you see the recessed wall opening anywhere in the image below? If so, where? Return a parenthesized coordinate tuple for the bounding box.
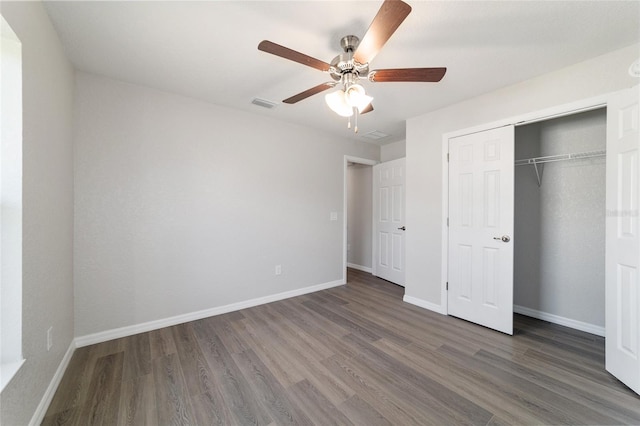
(514, 107, 607, 335)
(343, 156, 377, 282)
(347, 162, 373, 274)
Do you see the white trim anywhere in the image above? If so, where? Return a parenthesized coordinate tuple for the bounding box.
(442, 93, 610, 141)
(514, 103, 606, 127)
(441, 92, 616, 321)
(403, 295, 446, 315)
(343, 155, 378, 284)
(29, 341, 76, 426)
(441, 139, 449, 314)
(75, 279, 344, 348)
(347, 263, 372, 273)
(514, 305, 605, 337)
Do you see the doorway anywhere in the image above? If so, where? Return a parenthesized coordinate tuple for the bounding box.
(343, 156, 377, 283)
(346, 162, 374, 273)
(514, 108, 606, 336)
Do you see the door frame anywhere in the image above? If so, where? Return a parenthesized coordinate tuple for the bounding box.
(343, 155, 378, 284)
(440, 92, 614, 315)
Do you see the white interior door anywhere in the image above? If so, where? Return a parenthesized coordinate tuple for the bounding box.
(372, 158, 405, 286)
(606, 86, 640, 395)
(448, 126, 515, 335)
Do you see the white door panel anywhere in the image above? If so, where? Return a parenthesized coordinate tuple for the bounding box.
(606, 86, 640, 395)
(373, 158, 405, 285)
(448, 126, 515, 335)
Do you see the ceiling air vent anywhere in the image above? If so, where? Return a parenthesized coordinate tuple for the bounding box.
(361, 130, 389, 141)
(251, 97, 278, 109)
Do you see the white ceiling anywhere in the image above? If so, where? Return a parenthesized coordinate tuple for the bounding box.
(44, 1, 640, 145)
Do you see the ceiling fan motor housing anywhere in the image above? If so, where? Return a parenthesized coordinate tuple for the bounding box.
(329, 35, 370, 82)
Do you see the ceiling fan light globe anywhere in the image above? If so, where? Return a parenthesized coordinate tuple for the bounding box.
(345, 84, 365, 106)
(345, 84, 373, 113)
(325, 90, 354, 117)
(354, 94, 373, 113)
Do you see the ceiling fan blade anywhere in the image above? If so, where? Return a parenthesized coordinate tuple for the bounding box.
(258, 40, 332, 72)
(360, 103, 374, 114)
(369, 67, 447, 82)
(283, 82, 337, 104)
(353, 0, 412, 65)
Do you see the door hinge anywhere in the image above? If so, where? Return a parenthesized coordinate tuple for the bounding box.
(446, 282, 449, 290)
(446, 217, 449, 227)
(447, 153, 449, 162)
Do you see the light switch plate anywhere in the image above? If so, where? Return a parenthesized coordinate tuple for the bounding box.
(330, 212, 338, 221)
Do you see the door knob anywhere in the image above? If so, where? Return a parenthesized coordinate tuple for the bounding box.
(493, 235, 510, 243)
(398, 226, 406, 231)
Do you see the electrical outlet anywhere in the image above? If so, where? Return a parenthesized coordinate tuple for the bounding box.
(47, 327, 53, 351)
(275, 264, 282, 276)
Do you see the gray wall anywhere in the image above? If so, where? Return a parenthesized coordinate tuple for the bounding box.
(0, 2, 75, 425)
(405, 43, 640, 308)
(380, 140, 406, 162)
(347, 164, 373, 269)
(514, 109, 606, 327)
(73, 72, 380, 337)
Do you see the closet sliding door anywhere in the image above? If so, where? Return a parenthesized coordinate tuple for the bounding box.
(606, 86, 640, 395)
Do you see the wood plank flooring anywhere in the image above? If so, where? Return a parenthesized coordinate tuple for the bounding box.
(43, 268, 640, 425)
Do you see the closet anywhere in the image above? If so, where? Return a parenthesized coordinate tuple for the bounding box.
(513, 108, 607, 334)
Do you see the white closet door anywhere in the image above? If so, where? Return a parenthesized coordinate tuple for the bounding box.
(606, 86, 640, 395)
(372, 158, 405, 286)
(448, 126, 515, 335)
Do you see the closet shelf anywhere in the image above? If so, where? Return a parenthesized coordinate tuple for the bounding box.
(515, 149, 606, 167)
(515, 149, 606, 187)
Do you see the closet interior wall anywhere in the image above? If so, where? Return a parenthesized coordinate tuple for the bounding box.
(514, 108, 607, 330)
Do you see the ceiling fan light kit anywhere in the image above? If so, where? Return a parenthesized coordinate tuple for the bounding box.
(325, 90, 354, 117)
(345, 84, 374, 113)
(258, 0, 447, 133)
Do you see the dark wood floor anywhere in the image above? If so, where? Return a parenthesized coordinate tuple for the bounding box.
(43, 268, 640, 425)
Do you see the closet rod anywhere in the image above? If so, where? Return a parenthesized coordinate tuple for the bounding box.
(514, 149, 605, 187)
(515, 149, 605, 167)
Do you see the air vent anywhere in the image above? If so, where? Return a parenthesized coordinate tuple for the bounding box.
(361, 130, 389, 140)
(251, 97, 278, 109)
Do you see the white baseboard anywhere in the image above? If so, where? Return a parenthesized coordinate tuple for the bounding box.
(514, 305, 605, 337)
(347, 263, 372, 273)
(29, 340, 76, 426)
(403, 295, 446, 315)
(75, 279, 344, 348)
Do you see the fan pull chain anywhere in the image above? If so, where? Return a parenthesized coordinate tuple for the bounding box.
(354, 108, 359, 133)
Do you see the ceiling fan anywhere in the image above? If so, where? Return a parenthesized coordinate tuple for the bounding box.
(257, 0, 446, 132)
